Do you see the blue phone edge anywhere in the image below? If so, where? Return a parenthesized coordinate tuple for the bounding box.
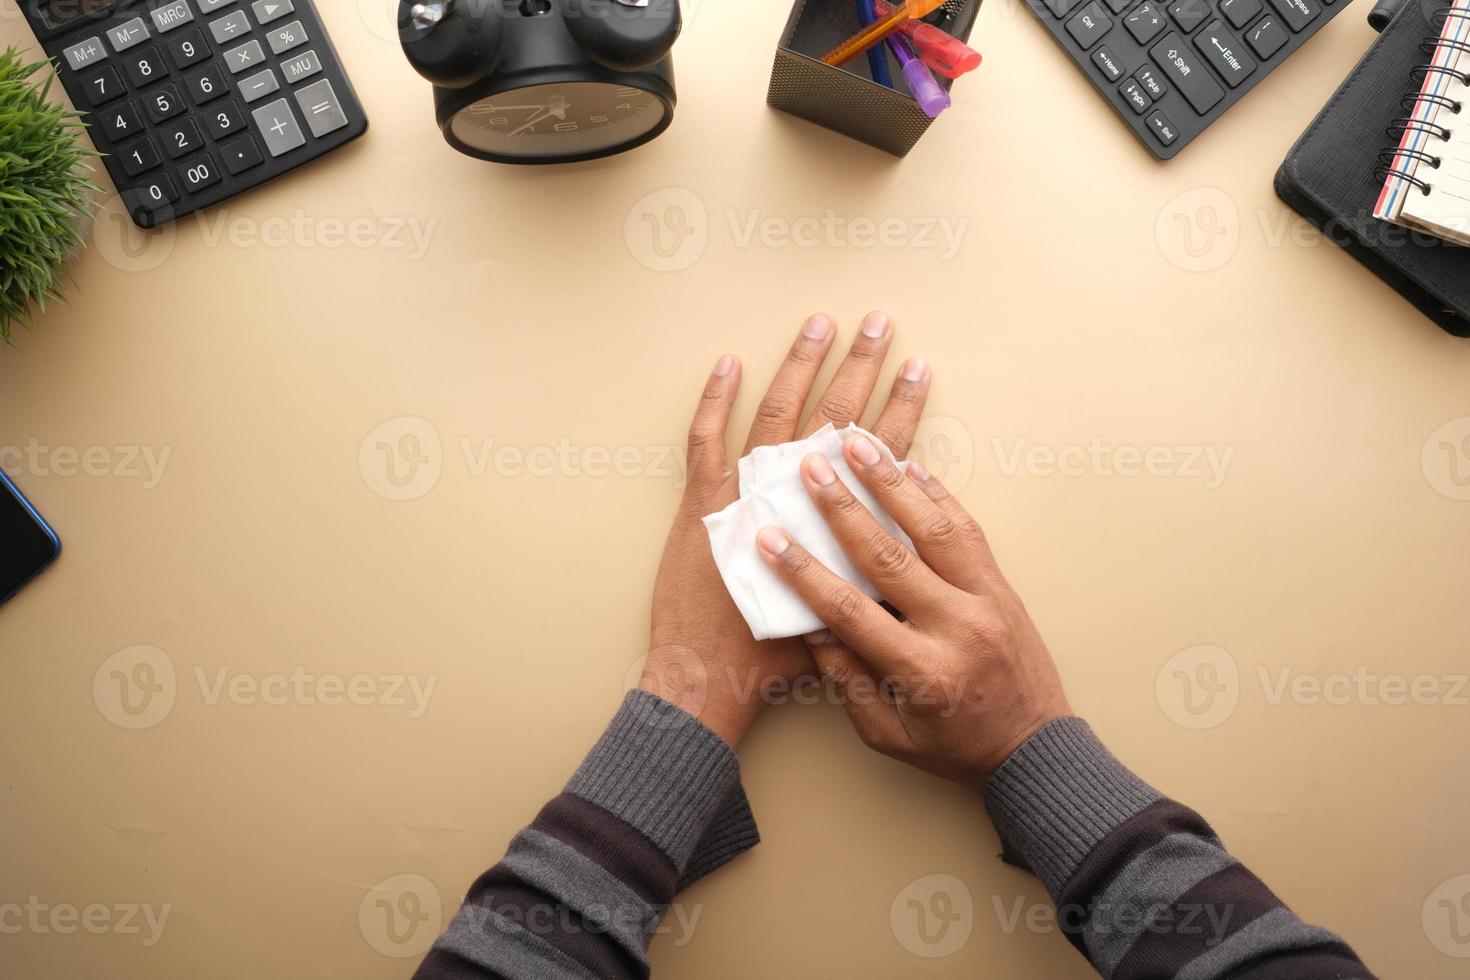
(0, 468, 61, 606)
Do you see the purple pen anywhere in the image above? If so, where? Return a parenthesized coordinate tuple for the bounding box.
(886, 34, 949, 118)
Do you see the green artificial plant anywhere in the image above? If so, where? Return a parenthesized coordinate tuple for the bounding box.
(0, 48, 94, 344)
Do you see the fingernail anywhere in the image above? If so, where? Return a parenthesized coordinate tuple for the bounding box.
(861, 312, 890, 339)
(806, 629, 834, 646)
(757, 527, 791, 556)
(805, 453, 837, 486)
(848, 434, 882, 467)
(907, 460, 930, 481)
(713, 354, 736, 377)
(901, 357, 928, 382)
(803, 314, 833, 340)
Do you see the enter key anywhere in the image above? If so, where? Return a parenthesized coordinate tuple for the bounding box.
(1193, 21, 1256, 88)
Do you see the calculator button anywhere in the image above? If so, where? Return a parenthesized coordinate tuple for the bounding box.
(1066, 3, 1113, 48)
(166, 28, 211, 68)
(144, 83, 187, 121)
(79, 65, 126, 107)
(253, 0, 295, 23)
(162, 118, 205, 159)
(281, 49, 323, 84)
(197, 0, 239, 10)
(252, 98, 307, 155)
(1246, 15, 1291, 56)
(62, 37, 108, 71)
(209, 10, 251, 44)
(117, 136, 162, 177)
(239, 68, 280, 102)
(1168, 0, 1211, 32)
(266, 20, 309, 55)
(1124, 3, 1168, 43)
(1092, 45, 1127, 80)
(123, 47, 171, 87)
(1120, 79, 1153, 113)
(1134, 65, 1168, 99)
(1220, 0, 1263, 27)
(108, 18, 151, 53)
(1265, 0, 1319, 30)
(220, 134, 264, 174)
(98, 101, 143, 141)
(150, 0, 195, 33)
(293, 78, 349, 137)
(1147, 110, 1179, 145)
(132, 173, 181, 209)
(224, 39, 266, 73)
(1193, 21, 1257, 86)
(1044, 0, 1085, 17)
(177, 153, 223, 193)
(205, 99, 247, 138)
(188, 64, 230, 104)
(1150, 33, 1225, 113)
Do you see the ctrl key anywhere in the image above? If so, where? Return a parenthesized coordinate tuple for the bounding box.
(1147, 110, 1179, 146)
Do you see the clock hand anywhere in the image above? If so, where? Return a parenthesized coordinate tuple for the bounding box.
(509, 106, 559, 136)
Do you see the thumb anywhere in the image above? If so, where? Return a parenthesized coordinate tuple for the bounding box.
(805, 632, 909, 754)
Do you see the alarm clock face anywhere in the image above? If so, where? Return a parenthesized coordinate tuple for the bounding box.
(448, 81, 669, 161)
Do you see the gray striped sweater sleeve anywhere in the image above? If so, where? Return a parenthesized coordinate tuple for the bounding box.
(414, 690, 759, 980)
(984, 718, 1374, 979)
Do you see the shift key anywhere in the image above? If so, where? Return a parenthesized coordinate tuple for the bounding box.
(1150, 33, 1224, 114)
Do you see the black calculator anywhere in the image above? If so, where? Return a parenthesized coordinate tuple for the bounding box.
(1026, 0, 1351, 158)
(22, 0, 367, 227)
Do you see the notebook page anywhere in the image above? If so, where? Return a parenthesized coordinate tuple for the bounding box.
(1374, 0, 1470, 241)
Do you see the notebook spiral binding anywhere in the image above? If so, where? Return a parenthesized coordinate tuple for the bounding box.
(1373, 3, 1470, 196)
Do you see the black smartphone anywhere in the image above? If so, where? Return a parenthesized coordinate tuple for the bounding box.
(0, 469, 60, 605)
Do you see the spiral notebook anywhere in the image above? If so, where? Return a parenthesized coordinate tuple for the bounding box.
(1374, 0, 1470, 244)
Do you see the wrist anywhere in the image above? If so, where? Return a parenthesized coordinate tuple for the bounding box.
(637, 648, 764, 749)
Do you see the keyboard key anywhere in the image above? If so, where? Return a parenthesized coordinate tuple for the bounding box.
(1120, 79, 1152, 113)
(1066, 3, 1113, 48)
(239, 68, 280, 102)
(253, 0, 295, 23)
(144, 83, 186, 121)
(252, 97, 306, 155)
(162, 117, 205, 159)
(1150, 33, 1225, 113)
(1147, 110, 1179, 144)
(177, 153, 223, 193)
(62, 36, 108, 71)
(166, 28, 211, 68)
(1265, 0, 1319, 30)
(281, 49, 323, 84)
(1193, 20, 1257, 87)
(107, 18, 151, 53)
(1104, 0, 1132, 12)
(118, 136, 162, 177)
(79, 65, 126, 106)
(1125, 3, 1168, 43)
(1169, 0, 1211, 31)
(1246, 14, 1290, 56)
(188, 65, 230, 104)
(266, 20, 309, 55)
(123, 47, 170, 87)
(98, 101, 143, 142)
(209, 10, 251, 44)
(293, 78, 349, 137)
(197, 0, 239, 10)
(205, 99, 247, 138)
(220, 134, 264, 174)
(1092, 45, 1127, 80)
(224, 39, 266, 74)
(150, 0, 195, 33)
(1220, 0, 1263, 27)
(1135, 65, 1169, 98)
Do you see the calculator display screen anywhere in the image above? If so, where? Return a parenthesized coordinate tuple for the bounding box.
(36, 0, 114, 30)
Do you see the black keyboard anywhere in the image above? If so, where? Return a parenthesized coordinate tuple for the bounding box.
(1026, 0, 1352, 158)
(22, 0, 367, 227)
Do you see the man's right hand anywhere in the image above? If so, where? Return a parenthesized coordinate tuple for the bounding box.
(755, 431, 1073, 787)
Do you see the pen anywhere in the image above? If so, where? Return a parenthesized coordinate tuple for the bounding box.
(856, 0, 894, 87)
(873, 0, 982, 78)
(887, 34, 950, 117)
(821, 0, 949, 66)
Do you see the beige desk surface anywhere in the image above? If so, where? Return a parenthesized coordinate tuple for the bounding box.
(1, 0, 1468, 977)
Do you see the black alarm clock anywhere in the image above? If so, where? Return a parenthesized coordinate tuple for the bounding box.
(399, 0, 679, 164)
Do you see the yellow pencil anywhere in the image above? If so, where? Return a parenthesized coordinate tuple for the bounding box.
(821, 0, 950, 66)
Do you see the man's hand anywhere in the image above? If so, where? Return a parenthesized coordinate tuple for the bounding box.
(755, 432, 1072, 784)
(642, 312, 932, 749)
